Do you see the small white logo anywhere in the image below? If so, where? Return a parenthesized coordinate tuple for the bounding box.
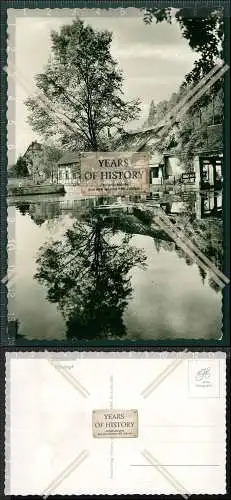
(195, 367, 212, 387)
(188, 360, 220, 398)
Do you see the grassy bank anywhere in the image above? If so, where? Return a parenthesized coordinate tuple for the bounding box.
(8, 183, 65, 197)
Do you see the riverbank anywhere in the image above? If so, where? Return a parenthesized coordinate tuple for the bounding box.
(8, 183, 65, 196)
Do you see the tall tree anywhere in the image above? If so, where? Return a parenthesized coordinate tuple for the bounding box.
(14, 156, 29, 177)
(146, 100, 157, 127)
(25, 18, 141, 151)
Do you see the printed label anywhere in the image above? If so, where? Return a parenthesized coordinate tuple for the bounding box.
(81, 152, 149, 196)
(92, 409, 138, 438)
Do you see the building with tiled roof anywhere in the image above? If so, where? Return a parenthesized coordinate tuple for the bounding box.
(57, 152, 81, 184)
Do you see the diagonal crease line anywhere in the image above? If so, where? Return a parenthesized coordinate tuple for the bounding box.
(158, 62, 224, 130)
(142, 63, 224, 134)
(157, 210, 229, 284)
(41, 449, 89, 497)
(7, 63, 78, 135)
(175, 64, 229, 123)
(6, 62, 61, 115)
(5, 63, 79, 137)
(160, 64, 229, 138)
(1, 270, 16, 285)
(136, 60, 226, 150)
(48, 360, 90, 398)
(156, 210, 229, 287)
(156, 216, 225, 289)
(142, 449, 190, 499)
(141, 350, 187, 398)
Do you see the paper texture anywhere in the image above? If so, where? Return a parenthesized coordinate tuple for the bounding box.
(5, 352, 226, 495)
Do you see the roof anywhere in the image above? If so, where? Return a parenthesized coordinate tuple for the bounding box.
(23, 141, 42, 157)
(58, 151, 81, 166)
(115, 128, 162, 153)
(194, 148, 223, 156)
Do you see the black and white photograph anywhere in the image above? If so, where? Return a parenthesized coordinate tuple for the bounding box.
(7, 7, 228, 343)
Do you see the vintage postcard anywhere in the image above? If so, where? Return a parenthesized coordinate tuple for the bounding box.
(2, 5, 230, 345)
(5, 351, 227, 495)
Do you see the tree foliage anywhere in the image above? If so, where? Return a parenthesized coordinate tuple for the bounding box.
(143, 7, 224, 84)
(26, 18, 141, 151)
(13, 156, 29, 177)
(26, 143, 62, 180)
(144, 99, 157, 128)
(144, 78, 223, 159)
(34, 212, 147, 339)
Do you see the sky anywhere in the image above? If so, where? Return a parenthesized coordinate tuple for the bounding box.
(11, 9, 197, 158)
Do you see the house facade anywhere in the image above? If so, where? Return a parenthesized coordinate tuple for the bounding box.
(192, 151, 223, 189)
(57, 152, 81, 185)
(163, 149, 223, 189)
(116, 122, 223, 190)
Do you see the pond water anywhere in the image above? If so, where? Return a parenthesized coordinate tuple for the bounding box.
(8, 189, 223, 342)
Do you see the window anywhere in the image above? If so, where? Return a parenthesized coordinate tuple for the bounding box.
(202, 162, 210, 182)
(215, 161, 222, 180)
(152, 167, 159, 178)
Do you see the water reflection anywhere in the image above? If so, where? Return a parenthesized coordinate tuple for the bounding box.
(9, 189, 223, 341)
(159, 190, 222, 219)
(34, 212, 147, 339)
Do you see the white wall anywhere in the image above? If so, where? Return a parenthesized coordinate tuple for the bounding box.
(166, 156, 183, 177)
(58, 166, 72, 184)
(193, 156, 200, 188)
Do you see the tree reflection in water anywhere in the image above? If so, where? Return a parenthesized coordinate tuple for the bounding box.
(11, 195, 223, 341)
(34, 212, 147, 340)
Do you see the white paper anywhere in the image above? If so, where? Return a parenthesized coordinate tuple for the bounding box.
(5, 351, 226, 495)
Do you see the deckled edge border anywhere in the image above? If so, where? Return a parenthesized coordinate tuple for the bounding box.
(0, 6, 8, 345)
(7, 8, 17, 346)
(4, 351, 11, 495)
(3, 6, 230, 347)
